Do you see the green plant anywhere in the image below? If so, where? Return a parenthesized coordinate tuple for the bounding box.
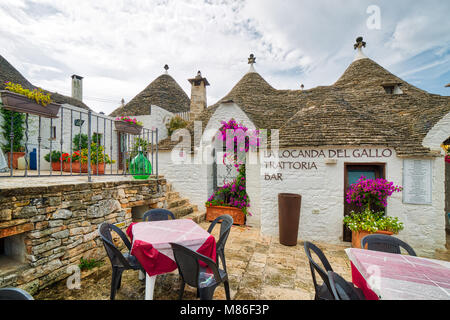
(78, 257, 104, 271)
(343, 208, 404, 234)
(166, 115, 188, 137)
(1, 108, 25, 152)
(4, 81, 52, 106)
(72, 133, 102, 150)
(205, 165, 252, 216)
(79, 143, 115, 164)
(44, 151, 62, 163)
(130, 137, 150, 160)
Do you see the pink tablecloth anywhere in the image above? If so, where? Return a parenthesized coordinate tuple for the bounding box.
(127, 219, 216, 277)
(346, 248, 450, 300)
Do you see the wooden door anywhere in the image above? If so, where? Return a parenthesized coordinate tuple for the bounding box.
(343, 164, 386, 242)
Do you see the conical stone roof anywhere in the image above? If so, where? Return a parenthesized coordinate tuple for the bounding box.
(159, 58, 449, 157)
(110, 74, 190, 117)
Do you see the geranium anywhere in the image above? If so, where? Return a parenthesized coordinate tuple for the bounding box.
(445, 154, 450, 164)
(346, 176, 403, 210)
(60, 153, 71, 163)
(116, 116, 143, 126)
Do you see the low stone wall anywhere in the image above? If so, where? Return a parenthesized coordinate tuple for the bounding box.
(0, 178, 167, 294)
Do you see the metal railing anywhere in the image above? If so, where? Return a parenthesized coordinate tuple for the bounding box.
(0, 105, 159, 181)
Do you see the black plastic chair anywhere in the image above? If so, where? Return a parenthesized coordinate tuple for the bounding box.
(143, 208, 175, 222)
(0, 288, 34, 300)
(170, 242, 231, 300)
(304, 241, 335, 300)
(328, 271, 365, 300)
(361, 234, 417, 256)
(98, 222, 144, 300)
(207, 214, 233, 273)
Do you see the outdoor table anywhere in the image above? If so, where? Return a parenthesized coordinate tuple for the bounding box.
(346, 248, 450, 300)
(127, 219, 216, 300)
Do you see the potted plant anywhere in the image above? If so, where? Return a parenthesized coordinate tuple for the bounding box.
(344, 176, 404, 248)
(114, 116, 143, 135)
(44, 151, 63, 171)
(1, 81, 60, 118)
(1, 108, 25, 169)
(204, 119, 260, 225)
(88, 143, 115, 175)
(205, 165, 250, 225)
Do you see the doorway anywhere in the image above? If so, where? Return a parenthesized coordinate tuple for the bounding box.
(343, 163, 386, 242)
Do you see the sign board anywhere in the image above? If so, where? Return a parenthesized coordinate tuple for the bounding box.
(403, 159, 432, 205)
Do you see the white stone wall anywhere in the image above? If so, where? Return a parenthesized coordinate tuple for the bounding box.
(155, 101, 447, 256)
(131, 105, 174, 143)
(259, 147, 446, 257)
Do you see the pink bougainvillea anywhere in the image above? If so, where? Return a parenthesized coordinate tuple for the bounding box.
(216, 119, 260, 167)
(346, 176, 403, 209)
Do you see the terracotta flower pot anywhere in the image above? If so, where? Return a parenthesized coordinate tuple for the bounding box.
(206, 206, 246, 226)
(70, 161, 88, 173)
(5, 152, 25, 169)
(51, 162, 62, 171)
(91, 163, 105, 175)
(352, 230, 394, 249)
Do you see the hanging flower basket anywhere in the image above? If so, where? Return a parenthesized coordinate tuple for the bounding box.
(114, 120, 143, 135)
(0, 90, 60, 118)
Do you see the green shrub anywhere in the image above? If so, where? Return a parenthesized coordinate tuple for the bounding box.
(44, 151, 62, 163)
(1, 108, 25, 153)
(166, 115, 188, 137)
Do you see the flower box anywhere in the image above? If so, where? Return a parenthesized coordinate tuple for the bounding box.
(114, 120, 143, 135)
(66, 161, 88, 173)
(0, 90, 60, 118)
(206, 206, 246, 226)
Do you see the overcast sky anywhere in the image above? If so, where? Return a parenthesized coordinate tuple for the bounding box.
(0, 0, 449, 114)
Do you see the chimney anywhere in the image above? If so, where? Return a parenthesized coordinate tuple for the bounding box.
(71, 75, 83, 101)
(188, 71, 209, 120)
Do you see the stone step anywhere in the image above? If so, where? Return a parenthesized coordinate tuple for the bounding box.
(166, 191, 180, 201)
(171, 204, 196, 219)
(167, 197, 189, 209)
(183, 210, 206, 224)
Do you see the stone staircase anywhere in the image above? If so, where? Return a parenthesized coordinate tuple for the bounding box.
(165, 183, 206, 223)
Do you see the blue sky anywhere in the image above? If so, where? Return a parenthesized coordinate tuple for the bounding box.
(0, 0, 449, 114)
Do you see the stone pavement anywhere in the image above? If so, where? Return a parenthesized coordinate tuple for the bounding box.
(34, 222, 354, 300)
(34, 222, 449, 300)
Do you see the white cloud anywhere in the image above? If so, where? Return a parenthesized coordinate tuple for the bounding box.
(0, 0, 448, 114)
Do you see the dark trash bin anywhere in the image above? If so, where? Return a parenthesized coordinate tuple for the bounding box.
(278, 193, 302, 246)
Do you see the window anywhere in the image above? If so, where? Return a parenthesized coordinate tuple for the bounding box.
(383, 86, 394, 94)
(50, 126, 57, 140)
(383, 84, 403, 95)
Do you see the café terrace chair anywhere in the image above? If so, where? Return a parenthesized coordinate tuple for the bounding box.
(327, 271, 365, 300)
(98, 222, 145, 300)
(143, 208, 175, 222)
(170, 242, 231, 301)
(304, 241, 356, 300)
(207, 214, 233, 273)
(0, 288, 34, 300)
(361, 234, 417, 256)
